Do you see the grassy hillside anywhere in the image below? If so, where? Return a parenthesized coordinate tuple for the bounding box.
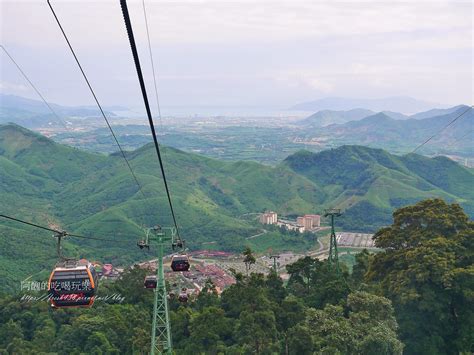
(1, 124, 472, 291)
(0, 124, 320, 290)
(283, 145, 474, 230)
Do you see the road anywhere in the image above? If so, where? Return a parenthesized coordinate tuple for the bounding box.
(246, 229, 268, 240)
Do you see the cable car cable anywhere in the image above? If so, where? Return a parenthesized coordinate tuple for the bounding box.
(120, 0, 182, 241)
(0, 45, 68, 130)
(412, 105, 473, 153)
(0, 214, 60, 234)
(142, 0, 164, 131)
(443, 129, 473, 149)
(47, 0, 146, 200)
(0, 214, 130, 244)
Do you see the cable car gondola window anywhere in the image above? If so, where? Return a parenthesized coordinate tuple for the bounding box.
(171, 255, 190, 272)
(48, 260, 98, 308)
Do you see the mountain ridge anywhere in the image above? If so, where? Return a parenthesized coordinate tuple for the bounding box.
(0, 94, 118, 128)
(290, 96, 447, 113)
(1, 123, 473, 290)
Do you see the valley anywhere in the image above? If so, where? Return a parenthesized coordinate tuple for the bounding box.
(1, 122, 473, 292)
(2, 94, 472, 166)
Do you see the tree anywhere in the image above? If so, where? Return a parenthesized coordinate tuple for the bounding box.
(350, 248, 371, 288)
(0, 319, 25, 350)
(302, 291, 403, 354)
(287, 324, 313, 355)
(276, 295, 305, 354)
(347, 291, 403, 354)
(366, 199, 474, 354)
(243, 246, 256, 275)
(236, 309, 278, 354)
(265, 270, 287, 303)
(287, 257, 350, 308)
(186, 306, 233, 353)
(85, 331, 118, 354)
(195, 278, 220, 310)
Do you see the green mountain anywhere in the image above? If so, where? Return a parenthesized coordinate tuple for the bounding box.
(299, 108, 410, 127)
(0, 123, 321, 290)
(321, 106, 473, 155)
(410, 104, 468, 119)
(299, 109, 375, 127)
(283, 145, 474, 230)
(1, 124, 472, 291)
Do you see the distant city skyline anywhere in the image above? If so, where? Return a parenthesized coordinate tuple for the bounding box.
(1, 0, 472, 112)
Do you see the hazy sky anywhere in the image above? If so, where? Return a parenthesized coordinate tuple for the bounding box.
(1, 0, 473, 111)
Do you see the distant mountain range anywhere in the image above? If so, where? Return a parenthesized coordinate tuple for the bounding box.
(1, 123, 473, 289)
(298, 105, 469, 126)
(317, 106, 473, 153)
(0, 94, 118, 128)
(290, 96, 448, 113)
(299, 108, 409, 127)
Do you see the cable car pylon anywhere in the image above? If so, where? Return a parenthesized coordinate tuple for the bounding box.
(324, 208, 342, 274)
(138, 226, 174, 355)
(269, 255, 280, 272)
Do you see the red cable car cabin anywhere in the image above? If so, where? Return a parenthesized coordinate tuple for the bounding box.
(170, 255, 190, 272)
(144, 275, 157, 289)
(48, 259, 98, 308)
(178, 289, 189, 303)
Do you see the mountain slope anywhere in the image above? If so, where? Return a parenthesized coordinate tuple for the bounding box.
(283, 145, 474, 230)
(0, 94, 117, 127)
(0, 124, 324, 289)
(319, 106, 473, 154)
(410, 105, 468, 120)
(299, 109, 375, 127)
(1, 124, 472, 291)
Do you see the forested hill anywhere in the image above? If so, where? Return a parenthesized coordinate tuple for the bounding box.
(1, 123, 473, 290)
(1, 199, 472, 354)
(318, 105, 473, 154)
(283, 145, 474, 228)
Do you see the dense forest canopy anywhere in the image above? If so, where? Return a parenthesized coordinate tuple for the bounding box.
(1, 199, 472, 354)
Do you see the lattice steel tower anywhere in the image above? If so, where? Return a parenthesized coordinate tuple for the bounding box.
(324, 209, 342, 273)
(139, 226, 174, 355)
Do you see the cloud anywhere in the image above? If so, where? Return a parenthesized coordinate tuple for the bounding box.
(1, 0, 472, 46)
(0, 81, 30, 93)
(0, 0, 471, 107)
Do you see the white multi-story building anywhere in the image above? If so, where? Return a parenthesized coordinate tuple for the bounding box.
(260, 211, 278, 225)
(304, 214, 321, 227)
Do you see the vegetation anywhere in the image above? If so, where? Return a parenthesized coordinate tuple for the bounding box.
(367, 199, 474, 354)
(1, 124, 473, 292)
(284, 145, 474, 232)
(0, 255, 402, 354)
(0, 199, 472, 354)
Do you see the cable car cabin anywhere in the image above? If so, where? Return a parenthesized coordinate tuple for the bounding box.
(144, 275, 157, 289)
(48, 259, 98, 308)
(170, 255, 190, 272)
(178, 290, 188, 303)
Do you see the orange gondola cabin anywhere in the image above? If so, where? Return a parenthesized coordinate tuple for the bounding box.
(48, 259, 98, 308)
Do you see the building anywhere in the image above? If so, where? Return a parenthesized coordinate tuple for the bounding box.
(296, 216, 313, 230)
(296, 214, 321, 231)
(304, 214, 321, 227)
(260, 211, 277, 225)
(102, 264, 113, 276)
(277, 220, 305, 233)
